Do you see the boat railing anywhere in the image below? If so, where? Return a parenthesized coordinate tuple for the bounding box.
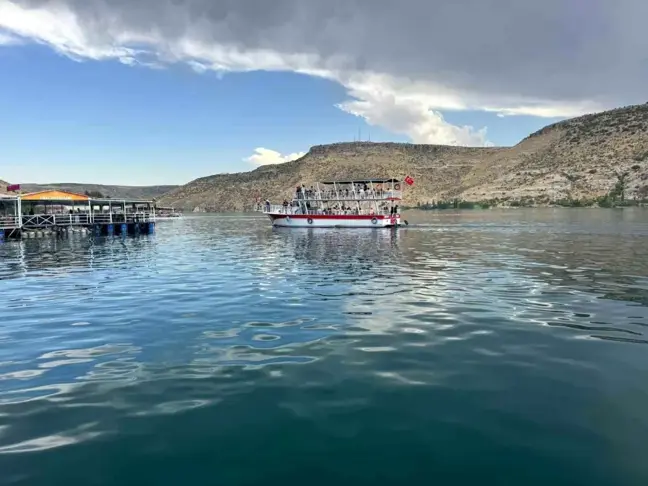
(0, 216, 20, 229)
(262, 205, 289, 214)
(295, 190, 402, 201)
(262, 205, 398, 217)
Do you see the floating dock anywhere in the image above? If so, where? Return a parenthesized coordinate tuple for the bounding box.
(0, 190, 156, 241)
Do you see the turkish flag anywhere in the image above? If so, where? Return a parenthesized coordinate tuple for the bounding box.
(6, 184, 20, 192)
(404, 176, 414, 186)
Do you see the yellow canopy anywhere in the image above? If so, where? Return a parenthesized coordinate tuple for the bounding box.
(21, 190, 89, 202)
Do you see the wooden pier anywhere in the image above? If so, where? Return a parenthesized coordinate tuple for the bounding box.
(0, 190, 156, 241)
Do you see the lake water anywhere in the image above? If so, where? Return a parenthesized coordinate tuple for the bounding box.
(1, 209, 648, 485)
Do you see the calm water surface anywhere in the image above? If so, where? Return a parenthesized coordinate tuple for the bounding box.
(1, 209, 648, 485)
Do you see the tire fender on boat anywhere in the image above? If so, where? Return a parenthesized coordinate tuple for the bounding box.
(371, 217, 378, 225)
(307, 218, 313, 225)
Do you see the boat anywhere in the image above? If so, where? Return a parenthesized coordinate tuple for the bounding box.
(260, 177, 413, 228)
(155, 212, 183, 220)
(154, 207, 183, 220)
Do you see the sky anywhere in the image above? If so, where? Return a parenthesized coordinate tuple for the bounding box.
(0, 0, 646, 186)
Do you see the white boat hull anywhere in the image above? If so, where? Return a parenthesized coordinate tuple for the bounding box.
(267, 213, 400, 228)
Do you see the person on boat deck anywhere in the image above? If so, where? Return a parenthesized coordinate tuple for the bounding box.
(282, 199, 289, 213)
(265, 200, 271, 212)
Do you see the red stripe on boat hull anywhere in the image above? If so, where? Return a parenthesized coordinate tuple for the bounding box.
(269, 214, 386, 220)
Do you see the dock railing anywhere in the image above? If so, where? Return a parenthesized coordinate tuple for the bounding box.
(20, 212, 155, 228)
(0, 216, 20, 229)
(93, 212, 155, 224)
(22, 214, 91, 228)
(125, 212, 155, 223)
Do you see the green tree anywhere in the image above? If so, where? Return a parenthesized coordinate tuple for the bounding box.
(610, 172, 628, 202)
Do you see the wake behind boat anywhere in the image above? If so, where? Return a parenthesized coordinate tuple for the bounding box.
(260, 177, 413, 228)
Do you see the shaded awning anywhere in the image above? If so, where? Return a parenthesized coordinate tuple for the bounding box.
(21, 190, 89, 202)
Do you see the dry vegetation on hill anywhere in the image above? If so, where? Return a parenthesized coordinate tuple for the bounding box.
(0, 182, 177, 200)
(160, 103, 648, 211)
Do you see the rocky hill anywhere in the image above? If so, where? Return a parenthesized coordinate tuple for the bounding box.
(14, 183, 178, 200)
(159, 103, 648, 211)
(459, 103, 648, 202)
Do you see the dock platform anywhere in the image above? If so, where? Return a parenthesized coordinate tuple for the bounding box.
(0, 190, 156, 241)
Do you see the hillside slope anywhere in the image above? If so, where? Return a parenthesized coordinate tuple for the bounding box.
(160, 103, 648, 211)
(459, 103, 648, 202)
(18, 183, 178, 200)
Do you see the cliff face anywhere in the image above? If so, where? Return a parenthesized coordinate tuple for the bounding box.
(159, 103, 648, 211)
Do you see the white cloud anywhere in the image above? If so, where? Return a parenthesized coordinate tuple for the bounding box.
(246, 148, 306, 166)
(338, 75, 489, 146)
(0, 30, 23, 46)
(0, 0, 642, 147)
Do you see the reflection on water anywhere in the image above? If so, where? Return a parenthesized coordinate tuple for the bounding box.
(1, 210, 648, 485)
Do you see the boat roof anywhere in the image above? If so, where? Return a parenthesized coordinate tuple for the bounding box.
(318, 178, 401, 185)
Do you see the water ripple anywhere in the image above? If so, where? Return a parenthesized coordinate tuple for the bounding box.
(0, 210, 648, 484)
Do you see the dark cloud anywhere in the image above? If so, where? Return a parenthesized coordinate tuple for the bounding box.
(11, 0, 647, 107)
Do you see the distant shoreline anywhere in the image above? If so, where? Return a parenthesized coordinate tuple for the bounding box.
(403, 195, 648, 210)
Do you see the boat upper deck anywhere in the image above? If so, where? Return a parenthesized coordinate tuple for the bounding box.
(294, 179, 404, 202)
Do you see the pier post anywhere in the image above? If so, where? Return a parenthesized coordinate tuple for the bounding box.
(0, 230, 4, 243)
(107, 224, 114, 236)
(148, 222, 155, 234)
(120, 223, 127, 236)
(93, 225, 102, 237)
